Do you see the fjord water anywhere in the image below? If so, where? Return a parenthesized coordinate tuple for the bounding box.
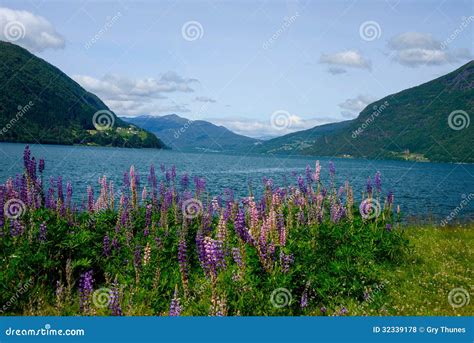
(0, 143, 472, 222)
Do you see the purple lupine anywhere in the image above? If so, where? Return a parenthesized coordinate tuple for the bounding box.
(386, 191, 394, 205)
(103, 234, 111, 256)
(134, 245, 142, 270)
(180, 173, 189, 190)
(234, 209, 254, 245)
(320, 306, 327, 315)
(232, 247, 243, 268)
(339, 306, 349, 315)
(374, 171, 382, 193)
(66, 182, 73, 210)
(109, 278, 122, 316)
(57, 176, 64, 203)
(23, 145, 31, 171)
(169, 286, 182, 316)
(297, 176, 307, 194)
(203, 236, 226, 278)
(79, 270, 94, 313)
(386, 223, 392, 232)
(87, 186, 94, 213)
(300, 290, 308, 309)
(38, 222, 47, 242)
(366, 176, 372, 196)
(279, 251, 294, 273)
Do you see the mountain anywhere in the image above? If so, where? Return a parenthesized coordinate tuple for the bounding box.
(123, 114, 261, 152)
(256, 120, 353, 154)
(260, 61, 474, 163)
(0, 41, 166, 149)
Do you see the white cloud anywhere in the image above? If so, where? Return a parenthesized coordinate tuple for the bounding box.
(211, 115, 332, 138)
(339, 95, 376, 113)
(320, 50, 371, 72)
(388, 32, 472, 67)
(73, 72, 197, 116)
(0, 7, 64, 52)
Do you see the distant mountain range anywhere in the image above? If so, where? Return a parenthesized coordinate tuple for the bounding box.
(122, 114, 261, 152)
(258, 61, 474, 163)
(1, 41, 472, 163)
(0, 42, 165, 149)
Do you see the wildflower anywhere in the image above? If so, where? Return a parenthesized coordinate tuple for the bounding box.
(386, 223, 392, 232)
(79, 270, 94, 314)
(232, 247, 243, 268)
(203, 236, 226, 278)
(314, 160, 321, 183)
(375, 171, 382, 193)
(143, 242, 151, 266)
(109, 278, 122, 316)
(38, 222, 47, 242)
(366, 176, 372, 196)
(38, 159, 45, 174)
(320, 306, 327, 315)
(300, 290, 308, 309)
(103, 234, 111, 256)
(329, 161, 336, 177)
(169, 285, 182, 316)
(279, 251, 294, 273)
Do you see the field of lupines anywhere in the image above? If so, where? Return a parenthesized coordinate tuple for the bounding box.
(0, 146, 410, 316)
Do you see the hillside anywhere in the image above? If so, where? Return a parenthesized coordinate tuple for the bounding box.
(0, 41, 166, 149)
(123, 114, 261, 152)
(257, 120, 353, 154)
(261, 61, 474, 163)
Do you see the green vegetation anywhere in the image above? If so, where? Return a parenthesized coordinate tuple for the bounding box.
(0, 42, 166, 149)
(259, 61, 474, 163)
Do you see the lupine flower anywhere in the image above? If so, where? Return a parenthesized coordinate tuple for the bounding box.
(279, 251, 294, 273)
(144, 204, 152, 236)
(320, 306, 327, 315)
(232, 247, 243, 268)
(366, 177, 372, 196)
(87, 186, 94, 213)
(38, 222, 47, 242)
(143, 242, 151, 266)
(180, 173, 189, 190)
(109, 278, 122, 316)
(169, 286, 182, 316)
(134, 245, 142, 270)
(339, 306, 349, 315)
(203, 236, 226, 278)
(103, 234, 111, 256)
(387, 191, 394, 205)
(386, 223, 392, 232)
(300, 290, 308, 309)
(79, 270, 94, 313)
(374, 171, 382, 193)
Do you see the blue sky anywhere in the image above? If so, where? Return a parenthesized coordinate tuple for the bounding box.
(0, 0, 473, 138)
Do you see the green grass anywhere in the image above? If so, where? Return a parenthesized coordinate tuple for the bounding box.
(342, 224, 474, 316)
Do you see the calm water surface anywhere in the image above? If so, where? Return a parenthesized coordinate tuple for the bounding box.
(0, 143, 473, 222)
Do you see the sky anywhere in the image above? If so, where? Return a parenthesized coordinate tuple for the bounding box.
(0, 0, 473, 138)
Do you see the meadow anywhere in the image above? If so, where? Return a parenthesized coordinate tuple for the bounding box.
(0, 146, 471, 316)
